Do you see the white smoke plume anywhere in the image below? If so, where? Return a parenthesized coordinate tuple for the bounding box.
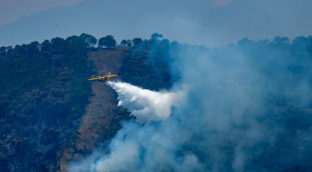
(106, 81, 185, 123)
(69, 39, 312, 172)
(68, 82, 195, 172)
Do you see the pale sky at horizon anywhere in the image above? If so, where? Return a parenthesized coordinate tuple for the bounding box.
(0, 0, 311, 47)
(0, 0, 86, 27)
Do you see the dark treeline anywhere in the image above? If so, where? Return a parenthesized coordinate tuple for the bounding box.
(0, 33, 93, 171)
(1, 33, 312, 171)
(0, 33, 174, 171)
(119, 33, 173, 90)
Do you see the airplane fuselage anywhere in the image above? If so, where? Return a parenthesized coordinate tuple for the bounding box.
(88, 73, 119, 82)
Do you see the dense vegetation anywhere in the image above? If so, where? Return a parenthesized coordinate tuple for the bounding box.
(0, 33, 173, 171)
(0, 35, 93, 171)
(1, 33, 312, 171)
(119, 35, 172, 90)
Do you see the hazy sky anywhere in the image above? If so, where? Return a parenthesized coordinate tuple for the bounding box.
(0, 0, 86, 26)
(0, 0, 312, 47)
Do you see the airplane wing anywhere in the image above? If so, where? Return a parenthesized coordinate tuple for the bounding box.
(111, 74, 119, 77)
(88, 77, 99, 81)
(88, 74, 118, 81)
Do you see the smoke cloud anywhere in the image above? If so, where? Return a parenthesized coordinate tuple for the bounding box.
(106, 81, 185, 123)
(69, 38, 312, 172)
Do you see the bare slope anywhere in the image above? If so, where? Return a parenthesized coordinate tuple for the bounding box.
(60, 47, 131, 171)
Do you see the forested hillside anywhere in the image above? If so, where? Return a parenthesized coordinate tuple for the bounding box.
(0, 35, 92, 171)
(1, 33, 312, 171)
(0, 33, 173, 171)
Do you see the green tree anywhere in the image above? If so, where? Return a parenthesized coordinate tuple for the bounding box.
(51, 37, 65, 54)
(80, 33, 97, 47)
(120, 40, 128, 47)
(120, 40, 132, 47)
(41, 40, 50, 53)
(98, 35, 116, 48)
(132, 38, 143, 47)
(126, 39, 132, 47)
(66, 35, 81, 44)
(0, 47, 6, 56)
(27, 41, 40, 54)
(151, 33, 163, 40)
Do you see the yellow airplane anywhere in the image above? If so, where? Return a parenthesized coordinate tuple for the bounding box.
(88, 72, 119, 82)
